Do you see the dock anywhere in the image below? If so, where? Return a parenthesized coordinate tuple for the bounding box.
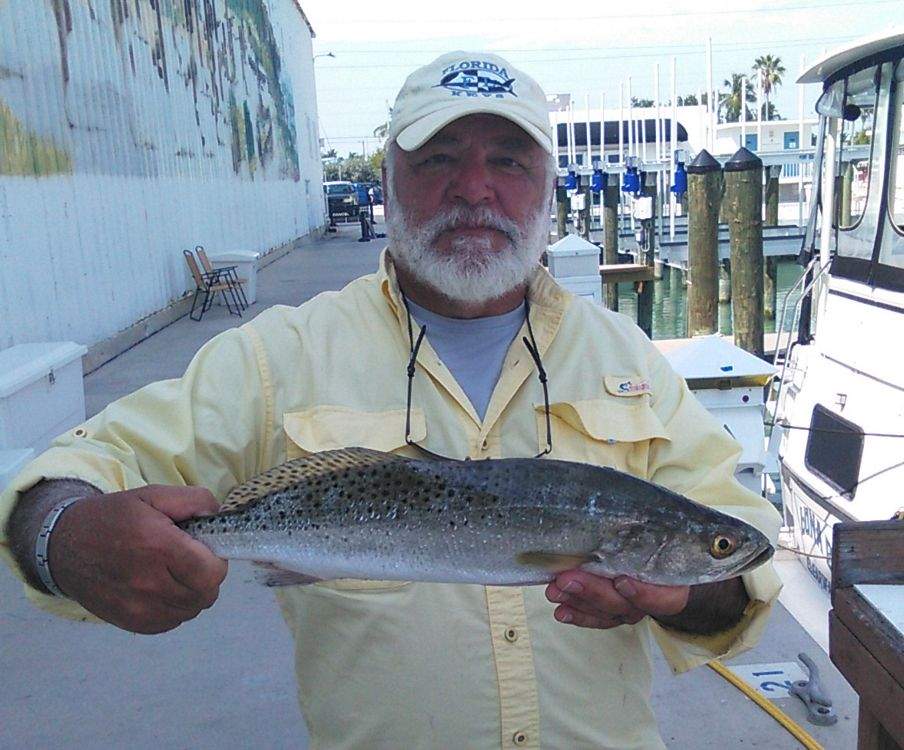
(0, 220, 858, 749)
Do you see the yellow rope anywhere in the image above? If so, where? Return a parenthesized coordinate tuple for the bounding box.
(707, 660, 824, 750)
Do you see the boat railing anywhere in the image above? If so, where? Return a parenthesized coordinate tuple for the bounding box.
(766, 256, 833, 435)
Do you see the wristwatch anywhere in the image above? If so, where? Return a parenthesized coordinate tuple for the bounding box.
(34, 497, 85, 597)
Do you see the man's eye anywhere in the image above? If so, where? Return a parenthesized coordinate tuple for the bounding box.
(421, 153, 453, 166)
(493, 157, 525, 170)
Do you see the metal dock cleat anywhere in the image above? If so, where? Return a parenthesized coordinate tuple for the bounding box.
(790, 652, 837, 726)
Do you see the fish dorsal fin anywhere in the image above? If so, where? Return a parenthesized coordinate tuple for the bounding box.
(218, 447, 404, 512)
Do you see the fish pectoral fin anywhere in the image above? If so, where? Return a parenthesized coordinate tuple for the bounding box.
(252, 562, 321, 588)
(516, 551, 594, 573)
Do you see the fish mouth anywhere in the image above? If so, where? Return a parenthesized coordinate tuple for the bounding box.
(736, 544, 775, 575)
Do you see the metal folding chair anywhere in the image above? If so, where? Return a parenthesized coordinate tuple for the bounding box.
(195, 245, 249, 310)
(183, 249, 242, 321)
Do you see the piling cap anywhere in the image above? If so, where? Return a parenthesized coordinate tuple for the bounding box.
(686, 149, 721, 175)
(724, 147, 763, 172)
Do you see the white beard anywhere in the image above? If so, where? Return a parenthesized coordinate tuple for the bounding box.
(386, 203, 549, 306)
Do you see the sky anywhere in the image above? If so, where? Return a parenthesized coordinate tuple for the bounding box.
(303, 0, 903, 157)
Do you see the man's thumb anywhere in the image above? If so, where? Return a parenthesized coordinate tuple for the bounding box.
(136, 485, 220, 522)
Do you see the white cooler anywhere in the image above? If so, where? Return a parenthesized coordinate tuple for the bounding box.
(208, 250, 261, 304)
(0, 342, 88, 456)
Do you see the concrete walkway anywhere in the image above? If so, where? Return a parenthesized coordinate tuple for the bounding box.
(1, 219, 857, 748)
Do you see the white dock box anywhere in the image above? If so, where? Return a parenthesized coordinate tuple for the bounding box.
(546, 234, 600, 278)
(662, 335, 775, 494)
(208, 250, 260, 304)
(0, 342, 88, 455)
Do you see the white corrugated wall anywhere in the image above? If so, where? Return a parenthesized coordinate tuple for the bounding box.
(0, 0, 325, 351)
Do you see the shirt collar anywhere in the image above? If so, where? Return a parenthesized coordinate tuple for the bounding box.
(377, 247, 570, 354)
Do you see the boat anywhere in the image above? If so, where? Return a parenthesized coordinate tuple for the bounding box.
(769, 30, 904, 605)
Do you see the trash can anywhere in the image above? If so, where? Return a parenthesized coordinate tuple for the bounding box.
(207, 251, 261, 304)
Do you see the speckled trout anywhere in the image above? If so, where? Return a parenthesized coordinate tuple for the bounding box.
(177, 447, 773, 587)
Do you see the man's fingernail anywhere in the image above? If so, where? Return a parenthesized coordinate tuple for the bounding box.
(559, 610, 573, 623)
(563, 580, 583, 594)
(615, 579, 637, 597)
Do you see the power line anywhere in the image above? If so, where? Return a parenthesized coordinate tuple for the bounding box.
(317, 34, 855, 56)
(317, 34, 858, 70)
(316, 0, 899, 25)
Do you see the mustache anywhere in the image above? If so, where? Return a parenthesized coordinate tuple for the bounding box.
(424, 207, 521, 244)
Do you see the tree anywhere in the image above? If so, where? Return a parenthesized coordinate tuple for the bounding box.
(675, 93, 711, 106)
(320, 147, 387, 183)
(631, 97, 654, 107)
(719, 74, 755, 123)
(752, 54, 786, 122)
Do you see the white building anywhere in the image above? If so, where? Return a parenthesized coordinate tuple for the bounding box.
(0, 0, 326, 367)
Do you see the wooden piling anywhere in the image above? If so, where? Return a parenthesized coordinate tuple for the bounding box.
(719, 260, 732, 303)
(724, 147, 764, 358)
(636, 178, 657, 338)
(555, 185, 568, 240)
(687, 149, 722, 336)
(602, 182, 620, 310)
(764, 165, 780, 320)
(581, 187, 592, 241)
(840, 161, 853, 227)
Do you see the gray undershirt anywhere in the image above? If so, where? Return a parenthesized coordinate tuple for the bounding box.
(406, 298, 527, 420)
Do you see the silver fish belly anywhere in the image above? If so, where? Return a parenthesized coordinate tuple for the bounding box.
(177, 447, 774, 586)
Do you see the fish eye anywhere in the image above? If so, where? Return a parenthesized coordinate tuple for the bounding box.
(709, 534, 737, 559)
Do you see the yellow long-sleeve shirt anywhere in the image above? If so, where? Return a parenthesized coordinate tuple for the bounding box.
(0, 251, 782, 750)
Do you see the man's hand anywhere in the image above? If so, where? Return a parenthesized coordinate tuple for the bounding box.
(545, 570, 689, 629)
(49, 485, 228, 635)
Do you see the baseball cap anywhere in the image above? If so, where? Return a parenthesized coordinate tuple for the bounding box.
(388, 51, 553, 154)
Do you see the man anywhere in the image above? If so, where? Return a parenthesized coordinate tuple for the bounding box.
(1, 52, 781, 749)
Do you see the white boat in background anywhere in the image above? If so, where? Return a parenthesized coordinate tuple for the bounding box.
(769, 31, 904, 609)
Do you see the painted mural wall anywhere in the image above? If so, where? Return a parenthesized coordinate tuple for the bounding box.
(0, 0, 325, 350)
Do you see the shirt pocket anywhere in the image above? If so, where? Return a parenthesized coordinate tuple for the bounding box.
(282, 405, 427, 593)
(535, 397, 670, 477)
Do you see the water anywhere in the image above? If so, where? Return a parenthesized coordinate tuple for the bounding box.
(613, 259, 805, 340)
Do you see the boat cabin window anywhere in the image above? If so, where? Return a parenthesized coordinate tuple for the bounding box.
(887, 59, 904, 236)
(804, 405, 864, 501)
(836, 65, 880, 231)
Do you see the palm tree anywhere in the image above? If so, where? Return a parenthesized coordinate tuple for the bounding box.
(752, 55, 786, 121)
(719, 74, 755, 123)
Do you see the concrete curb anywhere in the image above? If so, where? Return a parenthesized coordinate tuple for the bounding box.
(83, 229, 325, 374)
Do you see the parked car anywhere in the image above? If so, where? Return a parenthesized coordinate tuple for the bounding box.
(323, 181, 359, 220)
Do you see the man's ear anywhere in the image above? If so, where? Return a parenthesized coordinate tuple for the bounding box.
(381, 161, 390, 221)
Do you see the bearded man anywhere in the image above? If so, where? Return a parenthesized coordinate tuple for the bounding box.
(1, 52, 781, 749)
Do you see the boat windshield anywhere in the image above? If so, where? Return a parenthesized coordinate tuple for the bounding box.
(832, 60, 897, 278)
(836, 67, 879, 231)
(886, 59, 904, 237)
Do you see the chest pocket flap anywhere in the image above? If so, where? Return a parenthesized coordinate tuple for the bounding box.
(547, 398, 670, 443)
(281, 406, 426, 593)
(283, 405, 426, 456)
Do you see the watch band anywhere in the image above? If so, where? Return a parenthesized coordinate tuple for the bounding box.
(35, 496, 84, 597)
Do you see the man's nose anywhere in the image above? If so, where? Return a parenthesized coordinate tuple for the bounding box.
(447, 156, 495, 206)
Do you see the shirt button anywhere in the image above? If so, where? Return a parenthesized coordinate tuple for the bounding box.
(504, 627, 518, 643)
(481, 438, 489, 451)
(513, 730, 528, 746)
(73, 428, 87, 438)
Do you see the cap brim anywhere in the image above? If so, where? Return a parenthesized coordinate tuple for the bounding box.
(394, 101, 553, 154)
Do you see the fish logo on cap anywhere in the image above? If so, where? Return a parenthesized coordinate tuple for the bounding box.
(435, 59, 517, 98)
